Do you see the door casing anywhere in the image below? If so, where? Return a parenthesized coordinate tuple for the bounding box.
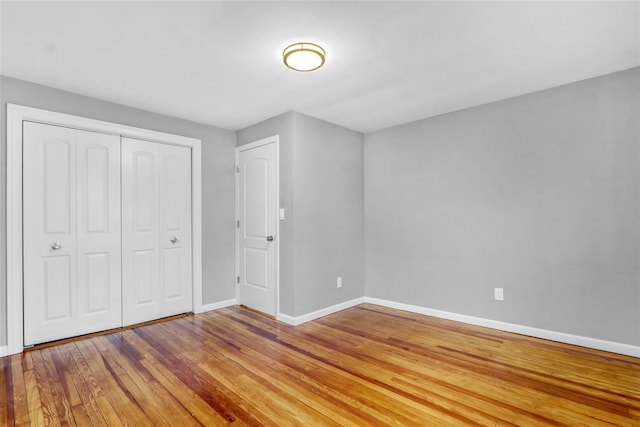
(5, 104, 203, 356)
(235, 136, 280, 317)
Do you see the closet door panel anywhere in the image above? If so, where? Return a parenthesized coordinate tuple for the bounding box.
(84, 253, 110, 311)
(122, 139, 160, 326)
(42, 256, 74, 321)
(159, 145, 192, 317)
(43, 140, 73, 233)
(76, 130, 122, 330)
(23, 122, 78, 345)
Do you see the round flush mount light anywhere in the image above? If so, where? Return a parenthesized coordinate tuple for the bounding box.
(283, 42, 325, 72)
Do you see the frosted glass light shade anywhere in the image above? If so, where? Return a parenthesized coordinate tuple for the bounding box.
(283, 42, 325, 72)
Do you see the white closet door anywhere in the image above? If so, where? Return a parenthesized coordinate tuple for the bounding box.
(122, 138, 192, 326)
(23, 122, 121, 346)
(158, 144, 193, 318)
(76, 131, 122, 333)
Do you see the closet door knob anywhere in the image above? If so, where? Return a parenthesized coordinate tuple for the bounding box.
(51, 242, 62, 250)
(266, 236, 274, 242)
(171, 237, 178, 244)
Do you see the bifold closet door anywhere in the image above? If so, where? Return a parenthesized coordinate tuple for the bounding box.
(23, 122, 122, 346)
(121, 138, 193, 326)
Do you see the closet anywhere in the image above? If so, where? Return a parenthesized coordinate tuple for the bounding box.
(22, 121, 193, 346)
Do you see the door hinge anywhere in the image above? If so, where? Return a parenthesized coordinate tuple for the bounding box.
(236, 220, 240, 228)
(236, 165, 239, 173)
(237, 276, 240, 284)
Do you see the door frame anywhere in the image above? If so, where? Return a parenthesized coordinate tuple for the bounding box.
(235, 136, 280, 316)
(5, 104, 203, 356)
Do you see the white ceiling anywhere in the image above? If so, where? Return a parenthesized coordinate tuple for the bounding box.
(2, 1, 638, 133)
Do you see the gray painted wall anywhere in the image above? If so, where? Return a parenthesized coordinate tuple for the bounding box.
(292, 113, 364, 315)
(0, 76, 238, 346)
(365, 68, 640, 345)
(237, 112, 365, 317)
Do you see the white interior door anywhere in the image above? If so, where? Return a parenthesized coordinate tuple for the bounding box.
(238, 141, 277, 316)
(122, 138, 192, 326)
(23, 122, 121, 346)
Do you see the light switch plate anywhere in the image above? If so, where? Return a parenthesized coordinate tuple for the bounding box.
(279, 208, 285, 220)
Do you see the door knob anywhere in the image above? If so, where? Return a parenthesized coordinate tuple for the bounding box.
(171, 237, 178, 244)
(266, 235, 274, 242)
(51, 242, 62, 250)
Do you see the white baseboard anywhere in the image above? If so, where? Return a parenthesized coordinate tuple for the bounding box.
(200, 299, 237, 313)
(0, 345, 8, 358)
(277, 297, 366, 326)
(365, 297, 640, 358)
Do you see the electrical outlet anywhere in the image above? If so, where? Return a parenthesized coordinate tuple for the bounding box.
(494, 288, 504, 301)
(337, 277, 343, 288)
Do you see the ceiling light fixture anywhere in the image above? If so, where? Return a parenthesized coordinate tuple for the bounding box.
(283, 42, 325, 72)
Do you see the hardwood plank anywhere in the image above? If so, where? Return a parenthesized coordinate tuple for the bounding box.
(171, 314, 420, 426)
(22, 368, 45, 427)
(192, 311, 471, 426)
(221, 308, 564, 426)
(65, 342, 127, 427)
(315, 308, 638, 425)
(138, 351, 236, 426)
(31, 349, 65, 426)
(0, 354, 13, 427)
(75, 339, 154, 426)
(39, 347, 77, 426)
(166, 317, 392, 427)
(53, 344, 109, 427)
(10, 355, 30, 427)
(92, 334, 190, 427)
(130, 325, 274, 426)
(2, 304, 639, 426)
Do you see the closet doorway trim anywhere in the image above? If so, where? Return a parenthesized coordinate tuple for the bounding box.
(6, 104, 203, 356)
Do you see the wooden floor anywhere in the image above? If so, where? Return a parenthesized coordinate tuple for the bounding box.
(1, 304, 639, 426)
